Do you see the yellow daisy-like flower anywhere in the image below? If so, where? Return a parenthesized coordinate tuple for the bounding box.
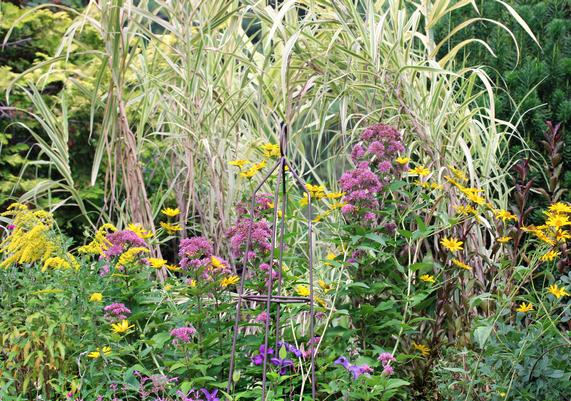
(89, 292, 103, 302)
(127, 223, 153, 239)
(395, 157, 410, 165)
(161, 208, 181, 217)
(555, 230, 571, 242)
(497, 236, 511, 244)
(261, 143, 280, 158)
(160, 221, 183, 233)
(306, 184, 327, 200)
(318, 279, 332, 293)
(166, 264, 181, 272)
(547, 284, 570, 299)
(220, 275, 240, 288)
(495, 210, 517, 223)
(515, 302, 533, 313)
(211, 256, 225, 269)
(111, 320, 134, 334)
(455, 204, 478, 216)
(229, 159, 250, 168)
(545, 213, 571, 229)
(188, 279, 197, 288)
(440, 237, 464, 252)
(540, 250, 560, 262)
(409, 165, 430, 177)
(412, 341, 430, 357)
(420, 274, 435, 284)
(451, 259, 472, 270)
(295, 285, 311, 297)
(240, 168, 257, 178)
(326, 191, 345, 199)
(87, 346, 112, 359)
(147, 258, 167, 269)
(548, 202, 571, 214)
(448, 166, 468, 182)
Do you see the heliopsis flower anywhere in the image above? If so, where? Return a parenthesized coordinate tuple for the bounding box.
(412, 342, 430, 357)
(545, 213, 571, 229)
(448, 166, 468, 182)
(306, 184, 327, 200)
(515, 302, 533, 313)
(451, 259, 472, 270)
(540, 250, 560, 262)
(548, 202, 571, 214)
(160, 221, 183, 233)
(409, 165, 430, 177)
(420, 274, 435, 284)
(87, 346, 112, 359)
(326, 191, 345, 199)
(395, 157, 410, 165)
(261, 143, 280, 158)
(495, 210, 517, 223)
(161, 208, 181, 217)
(118, 247, 149, 266)
(220, 275, 240, 288)
(295, 285, 311, 297)
(440, 237, 463, 252)
(318, 279, 332, 293)
(229, 159, 249, 168)
(240, 168, 257, 178)
(555, 230, 571, 242)
(497, 236, 511, 244)
(127, 223, 153, 239)
(547, 284, 570, 299)
(166, 264, 181, 272)
(211, 256, 225, 269)
(147, 258, 167, 269)
(111, 319, 134, 334)
(89, 292, 103, 302)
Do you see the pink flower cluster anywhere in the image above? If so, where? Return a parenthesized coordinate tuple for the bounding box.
(178, 236, 213, 269)
(103, 302, 131, 321)
(235, 193, 274, 217)
(227, 218, 272, 259)
(378, 352, 396, 376)
(102, 229, 147, 259)
(339, 124, 407, 224)
(170, 326, 197, 344)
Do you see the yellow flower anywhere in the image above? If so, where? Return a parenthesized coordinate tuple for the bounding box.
(440, 237, 464, 252)
(89, 292, 103, 302)
(515, 302, 533, 313)
(147, 258, 167, 269)
(127, 223, 153, 239)
(160, 221, 183, 233)
(495, 210, 517, 223)
(220, 275, 240, 288)
(455, 205, 478, 216)
(229, 159, 250, 168)
(314, 296, 327, 308)
(41, 256, 71, 272)
(412, 341, 430, 357)
(451, 259, 472, 270)
(300, 193, 309, 206)
(448, 166, 468, 182)
(548, 202, 571, 214)
(555, 230, 571, 242)
(540, 250, 560, 262)
(497, 236, 511, 244)
(547, 284, 570, 299)
(87, 346, 112, 359)
(463, 191, 486, 205)
(111, 320, 134, 334)
(161, 208, 181, 217)
(318, 279, 332, 293)
(211, 256, 225, 269)
(118, 247, 149, 266)
(188, 279, 197, 288)
(409, 165, 430, 177)
(306, 184, 327, 200)
(545, 213, 571, 229)
(166, 264, 181, 272)
(395, 157, 410, 165)
(240, 168, 257, 178)
(295, 285, 311, 297)
(420, 274, 435, 284)
(261, 143, 280, 158)
(164, 284, 173, 291)
(326, 191, 345, 199)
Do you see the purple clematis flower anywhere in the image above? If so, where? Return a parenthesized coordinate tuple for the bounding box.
(270, 357, 294, 375)
(200, 389, 219, 401)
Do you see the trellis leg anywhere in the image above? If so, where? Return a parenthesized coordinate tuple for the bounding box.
(261, 157, 284, 401)
(274, 159, 288, 350)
